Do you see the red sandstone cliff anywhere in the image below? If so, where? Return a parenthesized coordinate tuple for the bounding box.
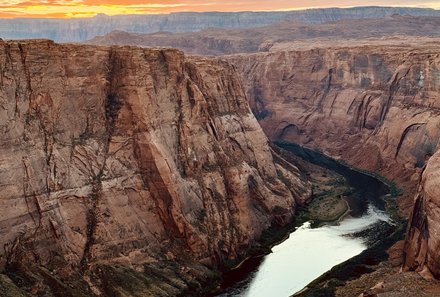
(0, 40, 310, 296)
(88, 16, 440, 289)
(229, 46, 440, 200)
(2, 35, 440, 295)
(404, 149, 440, 279)
(228, 45, 440, 281)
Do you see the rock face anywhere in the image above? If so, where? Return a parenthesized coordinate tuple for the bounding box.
(404, 149, 440, 279)
(0, 40, 310, 295)
(228, 45, 440, 281)
(229, 45, 440, 197)
(2, 7, 440, 42)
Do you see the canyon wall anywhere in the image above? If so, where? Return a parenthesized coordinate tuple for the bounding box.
(0, 40, 310, 296)
(404, 149, 440, 279)
(229, 46, 440, 196)
(229, 45, 440, 278)
(82, 16, 440, 285)
(2, 7, 440, 42)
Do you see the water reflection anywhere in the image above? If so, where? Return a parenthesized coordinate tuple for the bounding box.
(219, 205, 391, 297)
(215, 142, 395, 297)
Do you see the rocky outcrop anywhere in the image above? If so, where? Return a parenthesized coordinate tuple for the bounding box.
(0, 40, 310, 296)
(404, 149, 440, 279)
(2, 7, 440, 42)
(229, 45, 440, 199)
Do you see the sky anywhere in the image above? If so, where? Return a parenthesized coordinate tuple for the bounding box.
(0, 0, 439, 18)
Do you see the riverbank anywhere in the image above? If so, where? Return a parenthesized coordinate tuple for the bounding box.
(216, 198, 394, 297)
(300, 171, 351, 224)
(271, 141, 407, 297)
(207, 147, 360, 296)
(210, 142, 400, 297)
(294, 223, 406, 297)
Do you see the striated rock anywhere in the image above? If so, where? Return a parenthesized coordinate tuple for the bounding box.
(89, 20, 440, 286)
(88, 16, 440, 56)
(0, 40, 310, 295)
(404, 149, 440, 279)
(1, 7, 440, 42)
(229, 45, 440, 202)
(227, 44, 440, 283)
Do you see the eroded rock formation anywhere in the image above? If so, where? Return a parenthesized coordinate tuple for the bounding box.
(228, 45, 440, 281)
(87, 14, 440, 288)
(404, 149, 440, 279)
(0, 40, 310, 296)
(229, 46, 440, 198)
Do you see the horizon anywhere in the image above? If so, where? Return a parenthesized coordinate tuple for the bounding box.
(1, 1, 439, 19)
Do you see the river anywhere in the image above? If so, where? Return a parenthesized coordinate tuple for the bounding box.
(215, 142, 396, 297)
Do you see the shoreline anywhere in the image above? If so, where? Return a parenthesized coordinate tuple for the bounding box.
(210, 144, 376, 296)
(216, 190, 393, 297)
(336, 198, 351, 223)
(210, 142, 402, 297)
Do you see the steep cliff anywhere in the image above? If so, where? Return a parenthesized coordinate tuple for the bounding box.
(228, 45, 440, 283)
(0, 40, 310, 296)
(404, 149, 440, 279)
(229, 45, 440, 201)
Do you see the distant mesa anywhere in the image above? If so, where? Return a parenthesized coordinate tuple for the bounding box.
(0, 6, 439, 42)
(87, 15, 440, 55)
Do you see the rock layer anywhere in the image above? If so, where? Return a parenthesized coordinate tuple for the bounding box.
(229, 45, 440, 197)
(404, 149, 440, 279)
(0, 40, 310, 295)
(2, 7, 440, 42)
(88, 16, 440, 56)
(229, 45, 440, 280)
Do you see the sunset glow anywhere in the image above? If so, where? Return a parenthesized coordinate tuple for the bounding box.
(0, 0, 439, 18)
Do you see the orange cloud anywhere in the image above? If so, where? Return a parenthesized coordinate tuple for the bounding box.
(0, 0, 438, 18)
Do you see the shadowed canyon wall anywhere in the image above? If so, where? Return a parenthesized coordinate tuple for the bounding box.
(230, 46, 440, 193)
(404, 149, 440, 279)
(0, 40, 310, 296)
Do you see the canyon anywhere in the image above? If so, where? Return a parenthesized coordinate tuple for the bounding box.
(0, 39, 311, 296)
(227, 44, 440, 282)
(227, 44, 440, 294)
(229, 44, 440, 203)
(91, 16, 440, 286)
(1, 9, 440, 297)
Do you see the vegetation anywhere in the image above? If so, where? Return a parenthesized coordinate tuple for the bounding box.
(300, 173, 351, 223)
(272, 140, 406, 297)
